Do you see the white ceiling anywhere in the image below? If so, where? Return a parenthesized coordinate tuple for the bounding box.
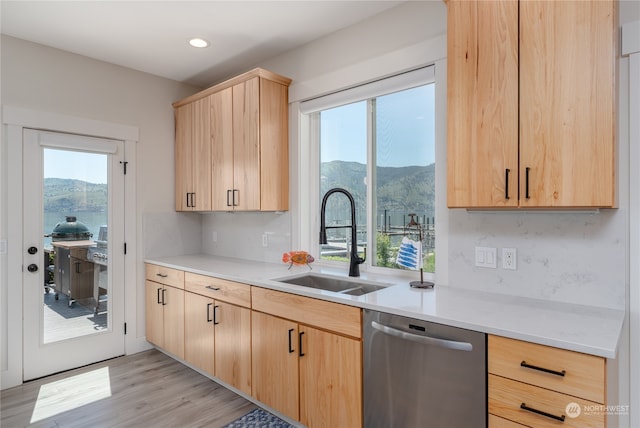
(1, 1, 404, 88)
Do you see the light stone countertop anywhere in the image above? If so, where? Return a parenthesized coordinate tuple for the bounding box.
(145, 254, 624, 359)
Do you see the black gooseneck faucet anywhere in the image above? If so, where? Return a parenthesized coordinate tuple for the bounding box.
(319, 188, 366, 277)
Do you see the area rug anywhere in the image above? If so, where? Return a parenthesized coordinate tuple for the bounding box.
(222, 408, 295, 428)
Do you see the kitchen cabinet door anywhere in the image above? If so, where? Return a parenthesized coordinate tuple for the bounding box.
(215, 301, 251, 395)
(299, 325, 362, 428)
(175, 96, 212, 211)
(184, 291, 215, 376)
(211, 87, 235, 211)
(145, 280, 164, 348)
(251, 311, 299, 421)
(162, 284, 185, 359)
(175, 103, 193, 211)
(232, 77, 261, 211)
(519, 0, 616, 208)
(446, 0, 519, 208)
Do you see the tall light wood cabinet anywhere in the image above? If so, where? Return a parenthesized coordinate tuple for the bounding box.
(447, 0, 616, 209)
(175, 96, 212, 211)
(174, 68, 291, 212)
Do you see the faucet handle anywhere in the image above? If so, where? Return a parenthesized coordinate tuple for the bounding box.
(358, 247, 366, 264)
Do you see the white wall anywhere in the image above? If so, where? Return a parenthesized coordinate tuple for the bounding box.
(0, 35, 200, 387)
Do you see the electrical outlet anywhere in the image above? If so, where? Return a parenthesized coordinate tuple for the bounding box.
(503, 247, 517, 270)
(475, 246, 497, 268)
(262, 234, 268, 247)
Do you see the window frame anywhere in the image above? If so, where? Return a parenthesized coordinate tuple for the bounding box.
(298, 65, 438, 280)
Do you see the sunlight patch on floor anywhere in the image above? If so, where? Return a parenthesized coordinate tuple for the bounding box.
(30, 366, 112, 423)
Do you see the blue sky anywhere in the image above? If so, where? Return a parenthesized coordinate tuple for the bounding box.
(44, 149, 107, 184)
(320, 83, 435, 167)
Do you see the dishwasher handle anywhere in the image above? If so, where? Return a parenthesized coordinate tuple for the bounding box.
(371, 320, 473, 352)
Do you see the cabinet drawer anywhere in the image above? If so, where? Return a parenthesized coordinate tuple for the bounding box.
(252, 287, 361, 339)
(489, 374, 604, 428)
(488, 414, 527, 428)
(184, 272, 251, 308)
(145, 264, 185, 289)
(488, 335, 605, 403)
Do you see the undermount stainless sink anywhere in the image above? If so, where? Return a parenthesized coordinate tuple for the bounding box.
(273, 273, 389, 296)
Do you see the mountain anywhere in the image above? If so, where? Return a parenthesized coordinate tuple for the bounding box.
(43, 178, 107, 212)
(320, 160, 435, 217)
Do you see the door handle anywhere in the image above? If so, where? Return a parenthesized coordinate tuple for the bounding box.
(370, 321, 473, 352)
(213, 305, 220, 325)
(288, 328, 295, 353)
(207, 302, 213, 322)
(299, 331, 305, 357)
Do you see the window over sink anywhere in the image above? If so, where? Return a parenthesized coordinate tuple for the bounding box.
(300, 66, 436, 275)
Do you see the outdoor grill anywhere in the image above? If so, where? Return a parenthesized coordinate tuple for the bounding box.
(49, 216, 93, 241)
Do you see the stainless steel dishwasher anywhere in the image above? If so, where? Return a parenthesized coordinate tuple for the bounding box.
(364, 309, 486, 427)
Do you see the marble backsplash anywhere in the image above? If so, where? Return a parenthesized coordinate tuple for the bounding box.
(447, 208, 626, 310)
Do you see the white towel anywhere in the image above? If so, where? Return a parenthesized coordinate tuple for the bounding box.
(396, 236, 423, 270)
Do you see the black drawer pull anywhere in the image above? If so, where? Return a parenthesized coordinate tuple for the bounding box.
(288, 329, 295, 353)
(207, 303, 213, 322)
(205, 285, 221, 291)
(505, 168, 510, 200)
(299, 331, 305, 357)
(213, 305, 220, 325)
(520, 403, 565, 422)
(520, 361, 566, 377)
(156, 273, 168, 278)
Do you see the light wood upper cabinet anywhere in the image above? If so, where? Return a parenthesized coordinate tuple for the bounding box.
(447, 0, 519, 208)
(519, 0, 616, 208)
(447, 0, 616, 209)
(175, 96, 212, 211)
(174, 68, 291, 212)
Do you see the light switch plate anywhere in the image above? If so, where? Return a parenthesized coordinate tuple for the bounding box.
(475, 246, 497, 268)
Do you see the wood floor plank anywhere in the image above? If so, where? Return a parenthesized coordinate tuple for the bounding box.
(1, 349, 257, 428)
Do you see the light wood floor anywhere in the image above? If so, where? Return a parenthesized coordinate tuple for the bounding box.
(1, 349, 257, 428)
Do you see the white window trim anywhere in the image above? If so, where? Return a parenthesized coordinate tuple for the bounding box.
(298, 66, 439, 279)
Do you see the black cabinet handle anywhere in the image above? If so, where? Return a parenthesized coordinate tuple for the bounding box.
(233, 189, 239, 207)
(186, 192, 191, 207)
(207, 302, 213, 322)
(505, 169, 510, 200)
(226, 190, 232, 207)
(156, 273, 168, 278)
(520, 361, 566, 377)
(213, 305, 220, 325)
(288, 328, 295, 353)
(157, 288, 162, 304)
(161, 288, 167, 305)
(520, 403, 566, 422)
(205, 285, 221, 291)
(191, 192, 196, 208)
(299, 331, 305, 357)
(525, 167, 531, 199)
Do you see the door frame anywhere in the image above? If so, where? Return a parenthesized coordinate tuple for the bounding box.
(1, 106, 139, 389)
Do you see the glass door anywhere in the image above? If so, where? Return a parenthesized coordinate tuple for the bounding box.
(23, 129, 125, 381)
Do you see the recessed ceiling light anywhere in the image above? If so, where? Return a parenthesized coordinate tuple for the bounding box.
(188, 38, 209, 48)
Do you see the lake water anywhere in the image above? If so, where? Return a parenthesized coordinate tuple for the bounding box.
(44, 211, 107, 248)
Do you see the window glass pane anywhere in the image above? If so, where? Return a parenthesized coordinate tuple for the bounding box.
(319, 101, 368, 262)
(374, 84, 435, 272)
